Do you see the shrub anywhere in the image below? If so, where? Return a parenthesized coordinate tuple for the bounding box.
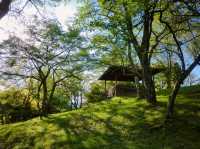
(85, 82, 107, 103)
(0, 88, 39, 124)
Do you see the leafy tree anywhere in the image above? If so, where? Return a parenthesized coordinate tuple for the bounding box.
(77, 1, 200, 113)
(77, 0, 173, 104)
(60, 77, 84, 109)
(157, 1, 200, 118)
(0, 0, 68, 19)
(85, 81, 107, 103)
(0, 18, 85, 116)
(0, 0, 11, 19)
(0, 86, 39, 124)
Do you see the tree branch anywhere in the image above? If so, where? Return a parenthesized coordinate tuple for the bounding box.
(0, 0, 12, 19)
(159, 10, 186, 71)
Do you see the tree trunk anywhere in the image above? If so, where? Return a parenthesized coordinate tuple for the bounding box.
(124, 3, 156, 103)
(166, 55, 200, 119)
(142, 61, 157, 104)
(37, 82, 42, 117)
(0, 0, 11, 19)
(134, 76, 140, 99)
(42, 79, 48, 116)
(47, 83, 57, 113)
(166, 80, 182, 119)
(143, 72, 157, 104)
(71, 98, 73, 110)
(166, 51, 172, 89)
(49, 83, 56, 101)
(80, 92, 83, 108)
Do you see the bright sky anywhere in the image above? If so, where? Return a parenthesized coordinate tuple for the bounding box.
(0, 1, 80, 89)
(0, 1, 80, 41)
(0, 0, 199, 89)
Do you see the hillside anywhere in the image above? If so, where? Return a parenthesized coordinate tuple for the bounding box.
(0, 95, 200, 149)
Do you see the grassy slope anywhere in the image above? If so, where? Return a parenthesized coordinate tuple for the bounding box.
(0, 94, 200, 149)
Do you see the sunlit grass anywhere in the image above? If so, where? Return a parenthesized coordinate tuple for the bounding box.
(0, 95, 200, 149)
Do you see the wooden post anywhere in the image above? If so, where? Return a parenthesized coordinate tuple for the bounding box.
(115, 79, 117, 96)
(135, 76, 140, 98)
(105, 80, 107, 95)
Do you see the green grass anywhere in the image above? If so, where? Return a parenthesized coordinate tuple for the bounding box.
(0, 94, 200, 149)
(157, 84, 200, 96)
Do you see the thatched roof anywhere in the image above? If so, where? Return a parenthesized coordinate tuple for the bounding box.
(98, 65, 165, 81)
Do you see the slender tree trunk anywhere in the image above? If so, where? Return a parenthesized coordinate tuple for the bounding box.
(49, 83, 56, 101)
(71, 94, 73, 110)
(0, 0, 11, 19)
(42, 79, 48, 116)
(166, 80, 182, 119)
(167, 51, 172, 89)
(47, 83, 57, 113)
(80, 92, 83, 108)
(36, 82, 42, 118)
(166, 55, 200, 119)
(166, 74, 172, 90)
(134, 76, 140, 99)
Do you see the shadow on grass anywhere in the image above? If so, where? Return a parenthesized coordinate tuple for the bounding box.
(41, 99, 200, 149)
(1, 97, 200, 149)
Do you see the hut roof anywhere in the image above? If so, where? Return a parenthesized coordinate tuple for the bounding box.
(98, 65, 165, 81)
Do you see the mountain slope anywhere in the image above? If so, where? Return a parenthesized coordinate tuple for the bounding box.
(0, 96, 200, 149)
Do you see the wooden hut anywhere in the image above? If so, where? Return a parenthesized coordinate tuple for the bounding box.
(98, 65, 164, 97)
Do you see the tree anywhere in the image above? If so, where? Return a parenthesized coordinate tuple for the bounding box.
(60, 77, 84, 110)
(77, 0, 172, 104)
(0, 0, 66, 19)
(0, 84, 39, 124)
(0, 0, 11, 19)
(85, 81, 107, 103)
(158, 1, 200, 118)
(0, 18, 85, 116)
(78, 1, 200, 111)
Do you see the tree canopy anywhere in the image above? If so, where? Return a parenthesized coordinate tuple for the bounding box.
(0, 0, 200, 122)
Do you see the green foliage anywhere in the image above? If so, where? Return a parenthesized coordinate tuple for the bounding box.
(155, 63, 182, 90)
(1, 93, 200, 148)
(85, 82, 107, 103)
(48, 95, 70, 112)
(76, 1, 140, 67)
(0, 88, 39, 124)
(0, 78, 81, 124)
(0, 16, 87, 115)
(157, 85, 200, 97)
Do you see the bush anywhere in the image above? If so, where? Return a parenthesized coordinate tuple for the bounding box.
(85, 82, 107, 103)
(48, 95, 71, 113)
(0, 88, 39, 124)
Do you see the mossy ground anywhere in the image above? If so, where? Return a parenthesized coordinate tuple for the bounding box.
(0, 93, 200, 149)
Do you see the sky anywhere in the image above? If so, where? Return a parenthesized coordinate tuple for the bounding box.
(0, 0, 199, 89)
(0, 0, 81, 89)
(0, 0, 80, 41)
